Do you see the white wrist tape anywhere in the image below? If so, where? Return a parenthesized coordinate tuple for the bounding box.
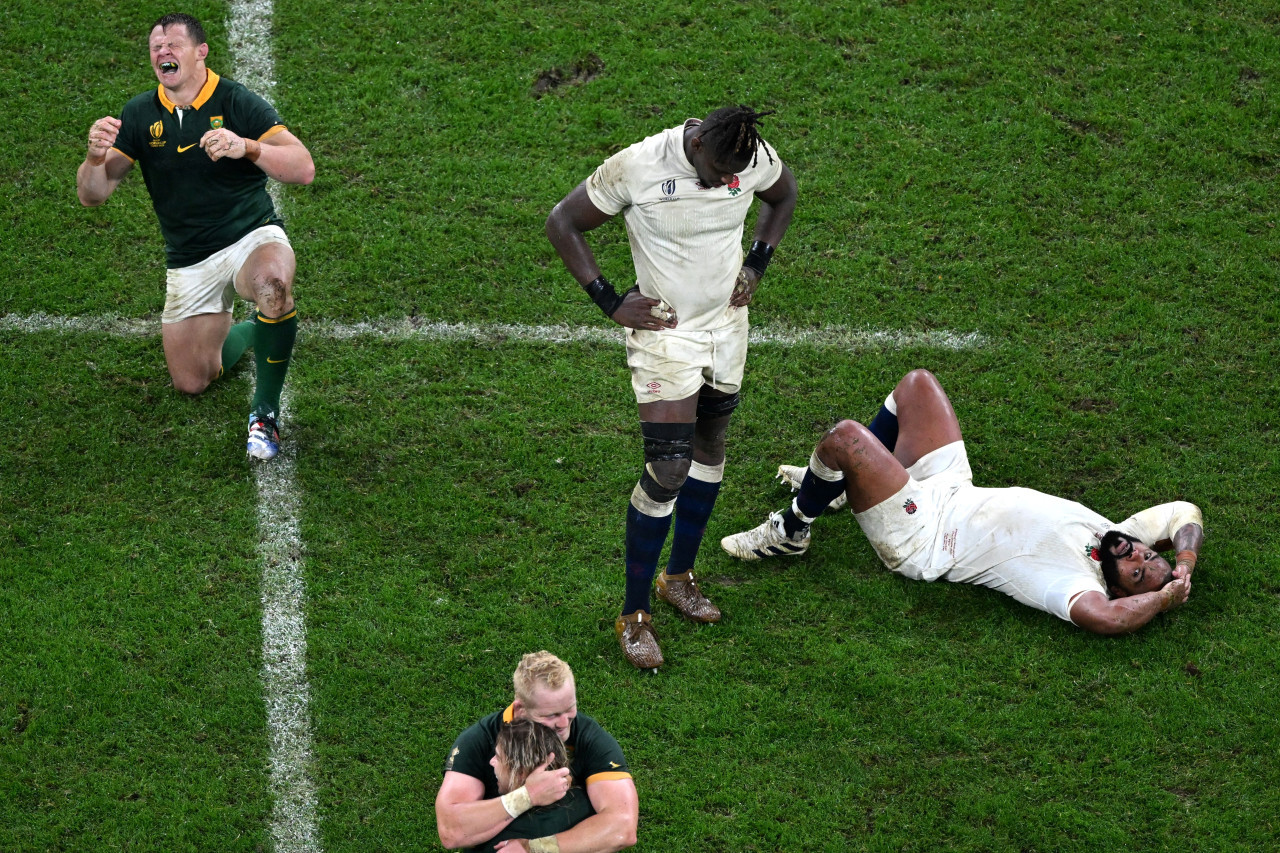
(529, 836, 561, 853)
(500, 785, 532, 818)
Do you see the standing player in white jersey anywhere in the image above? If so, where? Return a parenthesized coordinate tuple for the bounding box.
(546, 107, 798, 668)
(721, 369, 1204, 635)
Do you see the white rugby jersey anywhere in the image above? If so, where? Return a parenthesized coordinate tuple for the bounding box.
(936, 492, 1196, 624)
(586, 119, 785, 331)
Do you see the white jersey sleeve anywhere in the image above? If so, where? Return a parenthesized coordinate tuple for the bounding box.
(1115, 502, 1203, 546)
(585, 143, 639, 217)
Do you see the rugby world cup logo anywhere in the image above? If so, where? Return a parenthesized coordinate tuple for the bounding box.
(903, 499, 917, 515)
(149, 121, 166, 147)
(662, 179, 675, 196)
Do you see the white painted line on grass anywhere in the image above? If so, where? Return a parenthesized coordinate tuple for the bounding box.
(253, 441, 319, 853)
(228, 2, 321, 852)
(1, 313, 987, 351)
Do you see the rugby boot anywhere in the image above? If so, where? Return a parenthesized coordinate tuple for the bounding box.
(720, 511, 810, 561)
(247, 413, 281, 461)
(656, 570, 721, 623)
(777, 464, 848, 511)
(615, 610, 663, 670)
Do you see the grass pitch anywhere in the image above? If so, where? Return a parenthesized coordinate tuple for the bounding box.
(3, 0, 1279, 851)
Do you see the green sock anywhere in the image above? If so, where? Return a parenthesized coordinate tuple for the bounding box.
(219, 319, 257, 378)
(250, 309, 298, 419)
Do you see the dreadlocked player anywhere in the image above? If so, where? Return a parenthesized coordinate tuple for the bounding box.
(546, 106, 798, 668)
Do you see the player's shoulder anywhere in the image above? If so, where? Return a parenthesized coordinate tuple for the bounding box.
(454, 708, 505, 742)
(569, 712, 620, 746)
(121, 87, 161, 115)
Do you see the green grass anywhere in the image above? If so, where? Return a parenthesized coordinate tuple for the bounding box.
(3, 0, 1279, 851)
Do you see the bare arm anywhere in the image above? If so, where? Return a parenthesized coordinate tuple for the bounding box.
(545, 183, 671, 331)
(199, 127, 316, 185)
(545, 182, 613, 285)
(1168, 522, 1203, 580)
(752, 162, 797, 248)
(77, 116, 134, 206)
(435, 764, 572, 850)
(553, 778, 639, 853)
(1069, 579, 1190, 636)
(731, 163, 798, 307)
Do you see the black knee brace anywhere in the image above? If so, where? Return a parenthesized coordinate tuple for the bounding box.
(639, 421, 695, 502)
(697, 391, 741, 420)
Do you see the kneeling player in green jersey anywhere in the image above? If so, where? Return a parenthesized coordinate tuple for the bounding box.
(76, 12, 315, 461)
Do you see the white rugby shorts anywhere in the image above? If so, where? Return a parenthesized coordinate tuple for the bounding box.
(853, 440, 973, 581)
(162, 225, 291, 324)
(625, 310, 749, 403)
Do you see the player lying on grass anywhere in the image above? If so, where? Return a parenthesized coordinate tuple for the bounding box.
(76, 13, 314, 460)
(720, 369, 1203, 635)
(436, 652, 638, 853)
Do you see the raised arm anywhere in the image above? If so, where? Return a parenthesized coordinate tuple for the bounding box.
(1168, 521, 1203, 580)
(77, 116, 134, 206)
(1069, 579, 1190, 636)
(199, 127, 315, 185)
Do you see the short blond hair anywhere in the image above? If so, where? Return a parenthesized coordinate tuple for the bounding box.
(513, 651, 573, 705)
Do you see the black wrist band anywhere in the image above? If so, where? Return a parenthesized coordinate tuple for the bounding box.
(743, 240, 775, 277)
(585, 276, 627, 318)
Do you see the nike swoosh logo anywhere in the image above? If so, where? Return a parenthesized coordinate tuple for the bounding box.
(177, 143, 198, 153)
(267, 357, 288, 363)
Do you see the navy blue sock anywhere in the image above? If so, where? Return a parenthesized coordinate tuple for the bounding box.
(666, 475, 721, 576)
(780, 507, 810, 537)
(868, 404, 899, 452)
(623, 506, 672, 615)
(795, 468, 846, 520)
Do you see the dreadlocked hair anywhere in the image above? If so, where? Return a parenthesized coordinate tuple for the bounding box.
(699, 106, 776, 169)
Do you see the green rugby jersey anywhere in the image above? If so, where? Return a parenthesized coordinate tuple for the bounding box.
(444, 705, 633, 852)
(113, 70, 287, 267)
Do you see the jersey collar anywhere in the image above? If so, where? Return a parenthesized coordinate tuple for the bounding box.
(158, 69, 220, 113)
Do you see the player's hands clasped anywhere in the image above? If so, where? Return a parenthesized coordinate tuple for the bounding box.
(1162, 576, 1191, 611)
(86, 117, 122, 165)
(200, 128, 248, 162)
(523, 753, 572, 806)
(493, 840, 531, 852)
(611, 290, 678, 331)
(730, 266, 761, 307)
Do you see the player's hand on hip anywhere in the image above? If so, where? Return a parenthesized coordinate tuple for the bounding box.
(612, 290, 678, 330)
(200, 128, 247, 162)
(86, 117, 122, 165)
(524, 754, 572, 806)
(730, 266, 761, 307)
